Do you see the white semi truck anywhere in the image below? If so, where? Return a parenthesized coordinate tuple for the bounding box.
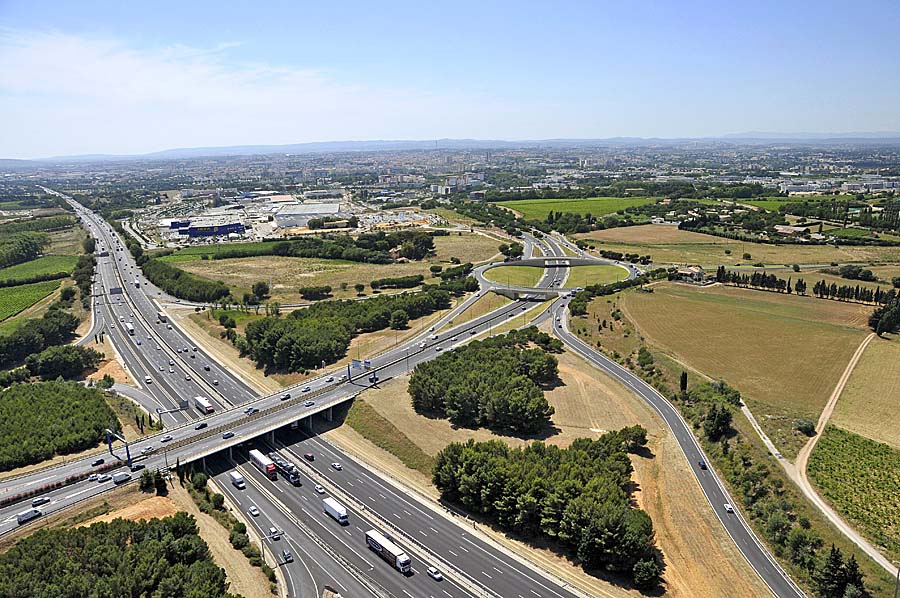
(323, 497, 348, 525)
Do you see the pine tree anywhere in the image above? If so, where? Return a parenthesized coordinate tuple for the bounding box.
(815, 544, 846, 598)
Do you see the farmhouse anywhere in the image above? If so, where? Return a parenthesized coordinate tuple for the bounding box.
(774, 224, 810, 236)
(675, 265, 709, 283)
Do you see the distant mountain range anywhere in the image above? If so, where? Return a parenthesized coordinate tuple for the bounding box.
(9, 133, 900, 164)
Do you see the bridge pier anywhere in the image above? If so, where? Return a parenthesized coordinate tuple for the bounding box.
(325, 406, 333, 422)
(268, 430, 275, 444)
(306, 416, 313, 431)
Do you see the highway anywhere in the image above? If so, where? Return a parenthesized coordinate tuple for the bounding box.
(1, 193, 803, 597)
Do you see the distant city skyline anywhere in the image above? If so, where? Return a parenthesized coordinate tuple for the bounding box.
(1, 0, 899, 159)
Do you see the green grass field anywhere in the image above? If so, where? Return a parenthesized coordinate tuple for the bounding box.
(742, 195, 854, 212)
(482, 265, 544, 287)
(0, 255, 78, 283)
(494, 197, 657, 220)
(0, 279, 62, 322)
(565, 264, 629, 288)
(623, 283, 871, 459)
(808, 425, 900, 560)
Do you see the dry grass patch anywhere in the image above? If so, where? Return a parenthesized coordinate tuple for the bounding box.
(831, 334, 900, 449)
(174, 232, 500, 303)
(621, 283, 871, 459)
(577, 224, 900, 266)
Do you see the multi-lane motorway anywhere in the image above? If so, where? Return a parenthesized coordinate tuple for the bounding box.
(1, 193, 804, 597)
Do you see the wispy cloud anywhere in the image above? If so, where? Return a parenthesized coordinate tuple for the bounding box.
(0, 29, 512, 158)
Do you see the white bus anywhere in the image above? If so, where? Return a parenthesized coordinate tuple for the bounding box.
(125, 322, 135, 335)
(157, 311, 167, 323)
(365, 529, 411, 573)
(249, 449, 277, 480)
(194, 396, 214, 414)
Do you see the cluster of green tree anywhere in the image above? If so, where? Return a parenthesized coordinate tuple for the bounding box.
(432, 428, 660, 588)
(370, 275, 424, 290)
(682, 216, 900, 247)
(0, 381, 118, 471)
(72, 252, 96, 307)
(0, 214, 74, 234)
(568, 269, 670, 316)
(24, 345, 103, 380)
(299, 285, 333, 300)
(138, 468, 169, 495)
(0, 232, 48, 269)
(430, 274, 479, 296)
(498, 241, 524, 259)
(812, 546, 871, 598)
(0, 308, 78, 369)
(830, 264, 877, 282)
(0, 513, 232, 598)
(778, 200, 861, 224)
(142, 258, 230, 302)
(408, 328, 559, 433)
(438, 261, 473, 280)
(308, 215, 360, 229)
(238, 287, 452, 372)
(869, 291, 900, 336)
(448, 200, 524, 235)
(673, 381, 875, 595)
(681, 208, 786, 233)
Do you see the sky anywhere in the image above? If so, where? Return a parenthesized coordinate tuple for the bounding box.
(1, 0, 899, 159)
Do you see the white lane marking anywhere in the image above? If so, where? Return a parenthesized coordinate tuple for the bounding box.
(64, 486, 97, 500)
(448, 549, 459, 557)
(462, 536, 563, 598)
(482, 571, 493, 579)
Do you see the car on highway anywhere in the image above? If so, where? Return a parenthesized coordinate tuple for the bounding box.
(302, 386, 311, 393)
(419, 341, 427, 348)
(91, 458, 105, 467)
(268, 527, 280, 541)
(304, 400, 314, 407)
(698, 460, 707, 470)
(313, 484, 325, 494)
(280, 393, 291, 401)
(192, 346, 198, 352)
(248, 506, 260, 517)
(303, 453, 314, 461)
(426, 567, 443, 581)
(244, 407, 259, 415)
(325, 376, 334, 382)
(96, 474, 112, 483)
(203, 365, 210, 371)
(156, 345, 161, 351)
(136, 339, 142, 345)
(185, 374, 191, 381)
(88, 473, 99, 482)
(222, 431, 234, 439)
(435, 346, 443, 351)
(168, 359, 174, 366)
(167, 324, 172, 330)
(281, 549, 294, 563)
(158, 365, 164, 372)
(194, 422, 208, 430)
(723, 503, 734, 514)
(161, 435, 173, 443)
(330, 462, 342, 471)
(31, 496, 51, 507)
(469, 329, 477, 335)
(140, 446, 154, 455)
(169, 367, 174, 373)
(213, 379, 219, 386)
(130, 463, 145, 472)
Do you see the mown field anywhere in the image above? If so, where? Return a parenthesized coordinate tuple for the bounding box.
(482, 265, 544, 287)
(565, 264, 629, 288)
(621, 283, 871, 458)
(0, 255, 78, 283)
(494, 196, 657, 220)
(831, 335, 900, 449)
(577, 224, 900, 266)
(0, 279, 62, 322)
(808, 425, 900, 560)
(171, 232, 500, 302)
(741, 195, 854, 212)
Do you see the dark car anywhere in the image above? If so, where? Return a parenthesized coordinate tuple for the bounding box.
(281, 549, 294, 563)
(303, 453, 314, 461)
(195, 422, 208, 430)
(130, 463, 146, 472)
(91, 458, 105, 467)
(203, 365, 211, 371)
(698, 460, 707, 470)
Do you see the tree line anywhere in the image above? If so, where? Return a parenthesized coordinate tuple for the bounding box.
(238, 287, 453, 372)
(142, 258, 230, 303)
(24, 344, 103, 380)
(370, 274, 424, 289)
(433, 427, 660, 589)
(409, 328, 561, 434)
(0, 512, 232, 598)
(0, 308, 79, 369)
(0, 381, 118, 471)
(0, 214, 74, 235)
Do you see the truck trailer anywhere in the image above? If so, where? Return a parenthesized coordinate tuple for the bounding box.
(365, 529, 411, 573)
(323, 497, 348, 525)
